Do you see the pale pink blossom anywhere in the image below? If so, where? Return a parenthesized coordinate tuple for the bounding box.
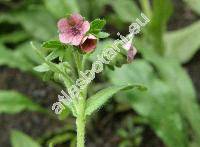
(122, 39, 137, 63)
(127, 46, 137, 63)
(57, 13, 90, 46)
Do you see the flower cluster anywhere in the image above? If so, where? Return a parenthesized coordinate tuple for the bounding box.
(58, 13, 97, 53)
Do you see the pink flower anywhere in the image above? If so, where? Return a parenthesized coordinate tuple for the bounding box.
(123, 39, 137, 63)
(80, 34, 97, 53)
(57, 13, 90, 46)
(127, 46, 137, 63)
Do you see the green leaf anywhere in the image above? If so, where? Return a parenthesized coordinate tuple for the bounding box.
(42, 41, 67, 61)
(146, 0, 173, 54)
(31, 42, 73, 86)
(15, 7, 56, 41)
(140, 48, 200, 144)
(0, 13, 18, 23)
(0, 90, 45, 114)
(34, 63, 50, 72)
(95, 32, 110, 39)
(16, 42, 42, 65)
(109, 0, 140, 22)
(0, 31, 29, 43)
(85, 85, 146, 116)
(0, 43, 34, 71)
(42, 40, 64, 49)
(0, 8, 56, 41)
(11, 130, 41, 147)
(183, 0, 200, 15)
(47, 133, 74, 147)
(164, 21, 200, 63)
(89, 19, 106, 34)
(44, 0, 80, 18)
(108, 60, 188, 147)
(91, 19, 106, 30)
(45, 51, 59, 61)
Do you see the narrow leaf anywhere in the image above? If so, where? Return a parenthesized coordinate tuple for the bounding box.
(95, 32, 110, 38)
(11, 130, 41, 147)
(108, 60, 188, 147)
(85, 85, 146, 116)
(33, 63, 50, 72)
(109, 0, 140, 22)
(146, 0, 173, 54)
(42, 40, 63, 49)
(44, 0, 80, 18)
(0, 90, 45, 114)
(0, 43, 33, 71)
(164, 21, 200, 63)
(16, 7, 56, 41)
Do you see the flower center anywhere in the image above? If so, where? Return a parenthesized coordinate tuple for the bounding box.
(71, 26, 81, 36)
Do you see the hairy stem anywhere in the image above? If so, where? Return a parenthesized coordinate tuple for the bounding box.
(73, 48, 87, 147)
(76, 97, 86, 147)
(73, 50, 83, 76)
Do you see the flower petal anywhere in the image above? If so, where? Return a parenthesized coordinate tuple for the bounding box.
(57, 18, 70, 33)
(127, 46, 137, 63)
(122, 37, 133, 51)
(59, 32, 73, 44)
(87, 34, 96, 39)
(82, 21, 90, 34)
(81, 34, 96, 44)
(69, 13, 83, 25)
(57, 13, 89, 45)
(71, 34, 84, 46)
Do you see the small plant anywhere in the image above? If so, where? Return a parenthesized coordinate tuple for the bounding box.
(32, 13, 144, 147)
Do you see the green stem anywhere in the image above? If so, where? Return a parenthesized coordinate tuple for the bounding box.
(81, 54, 89, 71)
(76, 98, 86, 147)
(73, 50, 82, 76)
(72, 47, 87, 147)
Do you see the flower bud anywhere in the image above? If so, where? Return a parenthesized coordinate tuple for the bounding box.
(80, 34, 97, 53)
